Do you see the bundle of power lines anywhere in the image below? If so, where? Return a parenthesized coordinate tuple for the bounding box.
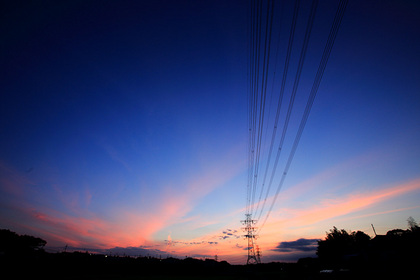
(245, 0, 348, 233)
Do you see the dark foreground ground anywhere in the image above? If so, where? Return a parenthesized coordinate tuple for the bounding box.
(2, 251, 417, 280)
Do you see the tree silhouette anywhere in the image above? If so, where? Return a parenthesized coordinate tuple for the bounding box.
(0, 229, 46, 255)
(407, 216, 419, 231)
(317, 227, 370, 267)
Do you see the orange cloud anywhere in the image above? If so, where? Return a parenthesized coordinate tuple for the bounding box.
(231, 178, 419, 263)
(114, 150, 246, 243)
(0, 147, 246, 250)
(162, 233, 246, 263)
(340, 205, 420, 222)
(290, 178, 420, 226)
(28, 208, 119, 248)
(258, 178, 420, 241)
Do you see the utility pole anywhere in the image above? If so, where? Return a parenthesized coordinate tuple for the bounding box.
(371, 224, 377, 237)
(241, 214, 260, 264)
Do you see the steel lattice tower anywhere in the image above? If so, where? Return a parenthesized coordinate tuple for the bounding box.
(241, 214, 260, 264)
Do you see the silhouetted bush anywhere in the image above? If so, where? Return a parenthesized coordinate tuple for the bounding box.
(0, 229, 46, 256)
(317, 227, 370, 268)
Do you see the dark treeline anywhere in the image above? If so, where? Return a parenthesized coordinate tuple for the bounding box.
(297, 217, 420, 279)
(1, 219, 420, 279)
(0, 228, 46, 255)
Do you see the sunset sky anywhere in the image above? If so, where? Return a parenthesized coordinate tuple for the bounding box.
(1, 0, 420, 264)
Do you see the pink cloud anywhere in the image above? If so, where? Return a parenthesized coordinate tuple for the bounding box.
(340, 205, 420, 222)
(144, 223, 248, 263)
(248, 150, 388, 225)
(0, 157, 244, 251)
(114, 150, 246, 242)
(259, 178, 420, 238)
(292, 178, 420, 226)
(28, 208, 115, 248)
(241, 179, 420, 262)
(162, 234, 245, 263)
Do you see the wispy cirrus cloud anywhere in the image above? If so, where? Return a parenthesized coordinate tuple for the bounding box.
(262, 179, 419, 261)
(115, 149, 246, 242)
(288, 178, 420, 227)
(259, 178, 420, 242)
(0, 145, 246, 251)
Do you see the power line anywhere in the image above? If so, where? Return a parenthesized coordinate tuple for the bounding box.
(246, 0, 260, 215)
(243, 0, 348, 264)
(244, 0, 274, 264)
(250, 0, 274, 215)
(247, 0, 274, 216)
(257, 0, 285, 217)
(253, 0, 301, 219)
(257, 0, 348, 233)
(255, 0, 318, 221)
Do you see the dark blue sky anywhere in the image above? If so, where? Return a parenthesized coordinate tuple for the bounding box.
(1, 0, 420, 263)
(1, 0, 246, 170)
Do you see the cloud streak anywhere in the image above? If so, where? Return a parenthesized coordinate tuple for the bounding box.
(289, 178, 420, 226)
(272, 238, 319, 253)
(2, 151, 420, 265)
(0, 147, 245, 252)
(258, 178, 420, 246)
(116, 148, 246, 242)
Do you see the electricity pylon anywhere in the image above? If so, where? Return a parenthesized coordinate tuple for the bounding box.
(241, 214, 260, 264)
(256, 245, 261, 264)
